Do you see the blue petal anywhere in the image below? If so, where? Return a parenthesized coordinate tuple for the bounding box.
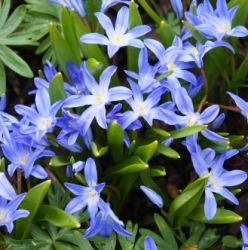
(199, 105, 220, 124)
(115, 6, 129, 34)
(241, 224, 248, 244)
(140, 185, 164, 208)
(0, 173, 16, 200)
(174, 87, 194, 115)
(65, 196, 86, 214)
(230, 26, 248, 37)
(80, 33, 109, 45)
(144, 39, 166, 65)
(112, 221, 133, 237)
(99, 66, 117, 92)
(118, 111, 138, 129)
(126, 25, 151, 40)
(84, 158, 98, 186)
(95, 106, 107, 129)
(95, 12, 114, 38)
(204, 189, 217, 220)
(216, 187, 239, 205)
(31, 165, 48, 179)
(220, 170, 247, 187)
(35, 88, 51, 115)
(7, 193, 26, 212)
(109, 86, 132, 102)
(84, 212, 103, 239)
(170, 0, 183, 19)
(64, 182, 86, 195)
(108, 44, 120, 58)
(201, 128, 229, 142)
(144, 236, 158, 250)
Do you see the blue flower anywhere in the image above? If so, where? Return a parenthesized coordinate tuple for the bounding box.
(56, 110, 93, 149)
(0, 193, 29, 233)
(170, 0, 183, 19)
(227, 91, 248, 120)
(204, 155, 247, 219)
(15, 88, 62, 140)
(161, 87, 228, 142)
(125, 48, 160, 93)
(144, 236, 158, 250)
(183, 40, 234, 68)
(80, 6, 151, 58)
(144, 38, 197, 85)
(185, 136, 247, 220)
(118, 80, 166, 129)
(185, 0, 248, 40)
(49, 0, 85, 17)
(140, 185, 163, 208)
(64, 64, 132, 134)
(64, 158, 105, 218)
(0, 173, 16, 200)
(84, 200, 132, 238)
(241, 224, 248, 250)
(101, 0, 130, 13)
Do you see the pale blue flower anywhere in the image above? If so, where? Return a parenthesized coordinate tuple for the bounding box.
(140, 185, 163, 208)
(144, 236, 157, 250)
(80, 6, 151, 58)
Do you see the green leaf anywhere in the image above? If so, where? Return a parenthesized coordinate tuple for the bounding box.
(168, 174, 209, 226)
(0, 60, 6, 95)
(222, 235, 242, 248)
(49, 72, 67, 103)
(4, 237, 37, 250)
(159, 21, 176, 47)
(128, 0, 142, 71)
(71, 11, 108, 66)
(198, 229, 220, 250)
(140, 169, 170, 205)
(92, 142, 109, 157)
(233, 52, 248, 85)
(106, 156, 148, 176)
(74, 231, 94, 250)
(49, 23, 76, 75)
(107, 120, 124, 162)
(118, 221, 138, 250)
(138, 0, 161, 25)
(61, 8, 81, 64)
(35, 205, 80, 228)
(0, 0, 11, 29)
(182, 20, 206, 43)
(84, 0, 101, 29)
(228, 0, 248, 26)
(0, 44, 33, 78)
(154, 214, 178, 250)
(189, 207, 242, 224)
(0, 5, 27, 37)
(170, 125, 206, 139)
(157, 144, 180, 159)
(150, 166, 166, 177)
(93, 233, 116, 250)
(15, 180, 51, 239)
(49, 156, 72, 167)
(134, 141, 158, 162)
(151, 127, 170, 138)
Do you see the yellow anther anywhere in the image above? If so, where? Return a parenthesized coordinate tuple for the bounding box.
(88, 189, 96, 197)
(20, 155, 29, 164)
(0, 214, 6, 221)
(95, 95, 104, 103)
(167, 63, 175, 71)
(192, 47, 198, 55)
(113, 35, 122, 44)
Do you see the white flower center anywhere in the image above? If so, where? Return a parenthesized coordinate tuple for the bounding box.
(94, 95, 106, 104)
(0, 213, 6, 221)
(39, 116, 52, 129)
(113, 35, 122, 45)
(187, 116, 198, 127)
(135, 103, 148, 116)
(192, 47, 198, 56)
(88, 189, 97, 198)
(20, 155, 29, 165)
(167, 63, 175, 71)
(221, 22, 231, 32)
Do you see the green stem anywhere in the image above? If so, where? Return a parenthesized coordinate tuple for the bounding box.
(17, 169, 22, 194)
(197, 68, 209, 112)
(138, 0, 162, 25)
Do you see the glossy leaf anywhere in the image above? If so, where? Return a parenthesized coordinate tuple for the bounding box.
(157, 144, 180, 159)
(49, 156, 72, 167)
(159, 20, 176, 47)
(92, 142, 109, 157)
(150, 166, 166, 177)
(189, 207, 242, 224)
(15, 180, 51, 239)
(0, 60, 6, 95)
(134, 140, 158, 162)
(222, 235, 242, 248)
(49, 72, 67, 104)
(35, 205, 81, 228)
(170, 125, 206, 139)
(106, 156, 148, 176)
(168, 174, 209, 226)
(107, 120, 124, 162)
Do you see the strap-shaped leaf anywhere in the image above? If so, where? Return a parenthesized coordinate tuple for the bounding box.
(35, 205, 81, 228)
(0, 44, 33, 77)
(0, 60, 6, 95)
(0, 0, 11, 29)
(15, 180, 51, 239)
